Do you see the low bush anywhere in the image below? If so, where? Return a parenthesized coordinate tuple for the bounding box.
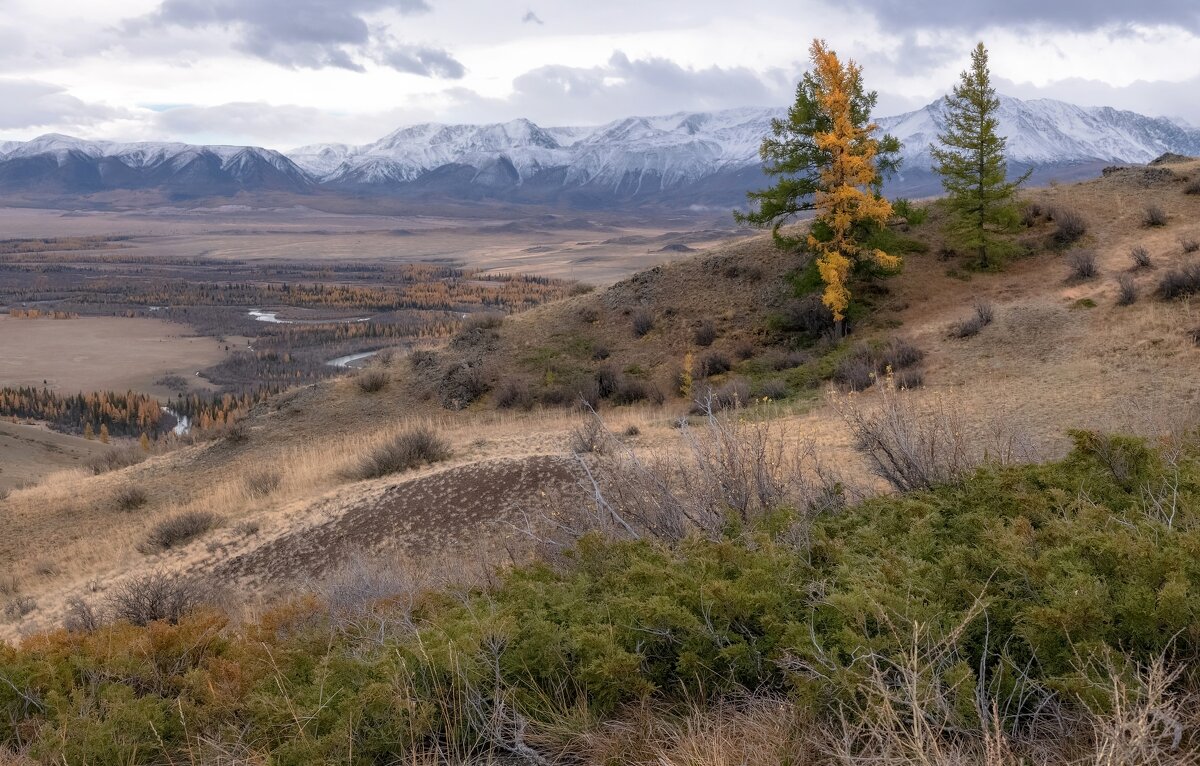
(88, 448, 146, 475)
(355, 369, 389, 393)
(113, 485, 148, 512)
(142, 511, 218, 552)
(1130, 245, 1153, 270)
(590, 344, 610, 361)
(1157, 263, 1200, 300)
(569, 417, 609, 454)
(698, 352, 732, 378)
(832, 349, 875, 392)
(773, 293, 836, 338)
(1186, 177, 1200, 195)
(106, 572, 212, 626)
(494, 379, 534, 410)
(949, 301, 995, 339)
(462, 312, 504, 331)
(631, 309, 655, 337)
(692, 378, 751, 413)
(1181, 236, 1199, 254)
(894, 367, 924, 389)
(1050, 207, 1087, 246)
(1116, 274, 1138, 306)
(878, 337, 924, 371)
(408, 349, 438, 371)
(614, 379, 662, 408)
(693, 320, 717, 347)
(1142, 203, 1168, 227)
(757, 379, 790, 400)
(1067, 249, 1098, 280)
(351, 428, 451, 480)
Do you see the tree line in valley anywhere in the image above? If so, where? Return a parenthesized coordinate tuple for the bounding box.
(0, 386, 272, 442)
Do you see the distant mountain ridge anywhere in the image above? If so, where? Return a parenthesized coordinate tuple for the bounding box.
(0, 135, 312, 197)
(1, 96, 1197, 207)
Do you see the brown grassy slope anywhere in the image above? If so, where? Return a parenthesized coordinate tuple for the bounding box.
(0, 421, 110, 492)
(2, 158, 1199, 640)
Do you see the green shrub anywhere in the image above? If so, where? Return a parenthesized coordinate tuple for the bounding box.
(3, 433, 1199, 761)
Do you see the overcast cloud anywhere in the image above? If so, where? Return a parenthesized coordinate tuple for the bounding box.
(0, 0, 1196, 147)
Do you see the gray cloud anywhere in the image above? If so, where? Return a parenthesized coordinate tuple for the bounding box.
(131, 0, 463, 76)
(482, 52, 788, 124)
(849, 0, 1200, 32)
(0, 79, 124, 131)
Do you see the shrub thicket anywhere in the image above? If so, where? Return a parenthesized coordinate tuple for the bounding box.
(1, 433, 1198, 762)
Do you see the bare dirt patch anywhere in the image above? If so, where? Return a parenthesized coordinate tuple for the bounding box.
(214, 455, 583, 587)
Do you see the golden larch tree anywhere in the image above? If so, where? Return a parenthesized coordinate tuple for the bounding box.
(806, 41, 898, 323)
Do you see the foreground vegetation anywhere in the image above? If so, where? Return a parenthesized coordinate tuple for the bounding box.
(2, 425, 1196, 763)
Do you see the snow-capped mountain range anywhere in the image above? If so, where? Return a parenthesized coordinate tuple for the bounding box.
(0, 95, 1196, 207)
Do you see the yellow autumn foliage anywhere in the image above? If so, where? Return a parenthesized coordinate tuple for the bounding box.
(805, 40, 896, 322)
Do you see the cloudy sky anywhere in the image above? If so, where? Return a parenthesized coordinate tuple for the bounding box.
(0, 0, 1197, 149)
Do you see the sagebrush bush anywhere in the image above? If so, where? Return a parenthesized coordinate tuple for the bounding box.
(693, 320, 717, 347)
(113, 485, 148, 512)
(462, 312, 504, 331)
(949, 301, 995, 339)
(351, 428, 451, 480)
(1116, 274, 1138, 306)
(1051, 208, 1087, 246)
(408, 349, 438, 370)
(691, 378, 751, 413)
(832, 349, 875, 392)
(757, 379, 790, 400)
(142, 511, 218, 552)
(355, 369, 389, 393)
(1157, 263, 1200, 300)
(494, 379, 534, 410)
(1181, 236, 1199, 254)
(878, 337, 924, 371)
(1186, 177, 1200, 195)
(698, 351, 732, 378)
(88, 448, 147, 475)
(1067, 249, 1098, 280)
(1142, 203, 1168, 227)
(631, 309, 655, 337)
(1130, 246, 1153, 270)
(106, 572, 211, 626)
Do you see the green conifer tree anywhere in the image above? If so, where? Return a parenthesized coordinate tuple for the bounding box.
(931, 43, 1030, 269)
(735, 41, 900, 250)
